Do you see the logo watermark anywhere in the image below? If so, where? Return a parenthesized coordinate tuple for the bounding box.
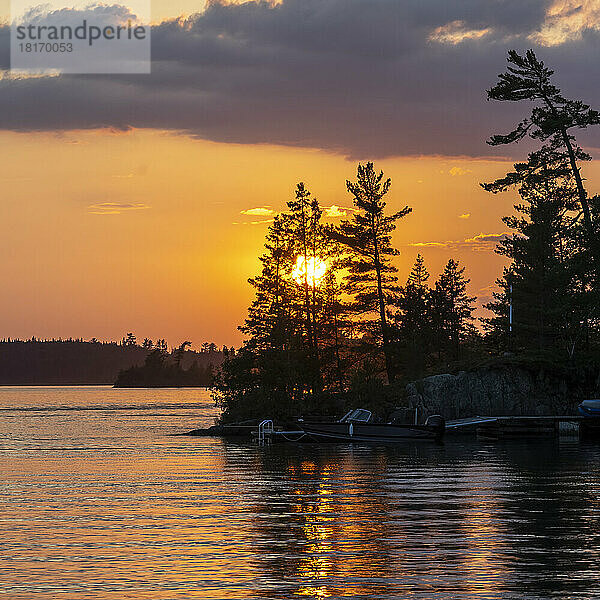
(11, 1, 151, 74)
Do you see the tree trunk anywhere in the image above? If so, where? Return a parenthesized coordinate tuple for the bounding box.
(372, 220, 395, 383)
(543, 94, 599, 278)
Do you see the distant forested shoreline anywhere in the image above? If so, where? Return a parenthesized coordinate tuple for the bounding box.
(0, 338, 227, 386)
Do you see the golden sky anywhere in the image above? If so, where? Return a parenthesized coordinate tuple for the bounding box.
(1, 0, 600, 347)
(0, 129, 525, 346)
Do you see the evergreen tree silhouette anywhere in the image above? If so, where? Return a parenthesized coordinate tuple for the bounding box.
(330, 162, 411, 382)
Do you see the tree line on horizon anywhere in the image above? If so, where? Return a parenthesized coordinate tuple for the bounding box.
(115, 335, 232, 387)
(0, 337, 228, 386)
(214, 50, 600, 422)
(1, 335, 231, 355)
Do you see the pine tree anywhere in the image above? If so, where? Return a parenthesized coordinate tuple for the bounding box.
(287, 183, 317, 356)
(487, 49, 600, 274)
(241, 215, 295, 356)
(222, 215, 304, 416)
(482, 147, 593, 357)
(286, 184, 338, 393)
(407, 253, 429, 288)
(174, 341, 191, 369)
(433, 259, 476, 359)
(319, 269, 345, 389)
(330, 162, 412, 382)
(395, 254, 433, 377)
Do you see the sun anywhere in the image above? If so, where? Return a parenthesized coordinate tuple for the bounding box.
(292, 256, 327, 287)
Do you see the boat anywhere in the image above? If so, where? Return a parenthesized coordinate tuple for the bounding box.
(298, 408, 445, 443)
(578, 399, 600, 437)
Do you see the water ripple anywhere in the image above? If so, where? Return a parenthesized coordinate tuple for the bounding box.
(0, 387, 599, 599)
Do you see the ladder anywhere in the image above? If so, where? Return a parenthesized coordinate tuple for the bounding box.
(257, 419, 274, 444)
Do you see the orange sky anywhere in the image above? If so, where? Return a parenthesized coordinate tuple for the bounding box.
(0, 128, 530, 346)
(3, 126, 600, 349)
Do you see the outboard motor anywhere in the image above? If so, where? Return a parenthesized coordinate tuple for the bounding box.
(425, 414, 445, 437)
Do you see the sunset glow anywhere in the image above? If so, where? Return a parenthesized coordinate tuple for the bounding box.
(292, 256, 328, 288)
(0, 0, 598, 350)
(3, 1, 600, 598)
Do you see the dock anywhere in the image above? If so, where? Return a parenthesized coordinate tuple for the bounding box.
(184, 415, 595, 442)
(446, 415, 585, 439)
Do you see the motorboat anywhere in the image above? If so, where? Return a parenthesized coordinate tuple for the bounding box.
(579, 399, 600, 417)
(578, 399, 600, 437)
(298, 408, 445, 443)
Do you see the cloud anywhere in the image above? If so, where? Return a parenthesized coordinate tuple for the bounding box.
(429, 20, 492, 45)
(531, 0, 600, 45)
(0, 1, 598, 158)
(88, 202, 150, 214)
(464, 232, 508, 244)
(477, 283, 499, 305)
(240, 207, 274, 216)
(449, 166, 472, 177)
(408, 241, 448, 248)
(232, 218, 274, 225)
(459, 212, 471, 219)
(407, 232, 509, 251)
(323, 205, 351, 218)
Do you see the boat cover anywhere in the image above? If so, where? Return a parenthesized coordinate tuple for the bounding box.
(578, 399, 600, 417)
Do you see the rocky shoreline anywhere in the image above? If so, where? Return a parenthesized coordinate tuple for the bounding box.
(406, 362, 599, 420)
(184, 362, 600, 436)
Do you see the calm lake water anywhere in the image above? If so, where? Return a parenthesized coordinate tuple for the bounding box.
(1, 386, 599, 599)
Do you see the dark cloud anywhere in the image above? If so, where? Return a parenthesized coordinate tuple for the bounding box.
(0, 0, 599, 158)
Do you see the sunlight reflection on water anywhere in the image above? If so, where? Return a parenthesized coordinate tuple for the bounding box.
(0, 387, 599, 599)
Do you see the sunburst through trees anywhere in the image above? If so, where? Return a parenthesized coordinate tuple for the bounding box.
(214, 162, 478, 422)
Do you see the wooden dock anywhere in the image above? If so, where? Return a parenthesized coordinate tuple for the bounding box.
(446, 415, 585, 439)
(185, 415, 595, 442)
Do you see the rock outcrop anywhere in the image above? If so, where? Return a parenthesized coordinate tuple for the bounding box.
(406, 364, 598, 420)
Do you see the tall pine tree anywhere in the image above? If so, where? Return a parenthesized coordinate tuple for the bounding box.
(487, 49, 600, 275)
(432, 259, 476, 360)
(482, 146, 593, 357)
(395, 254, 433, 377)
(331, 162, 411, 382)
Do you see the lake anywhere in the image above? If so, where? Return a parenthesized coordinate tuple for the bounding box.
(0, 386, 599, 599)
